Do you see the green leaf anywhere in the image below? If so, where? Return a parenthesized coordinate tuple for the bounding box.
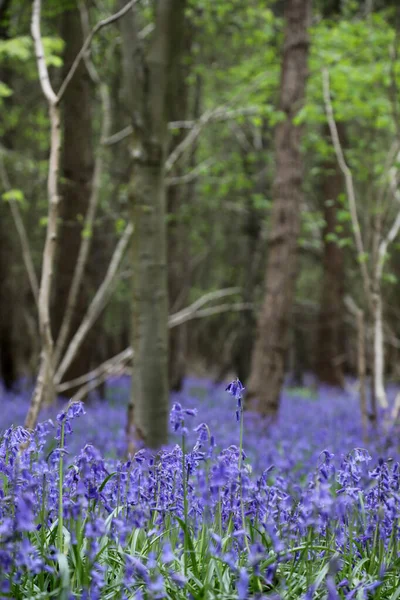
(0, 81, 12, 98)
(357, 252, 369, 264)
(2, 189, 24, 203)
(383, 272, 397, 285)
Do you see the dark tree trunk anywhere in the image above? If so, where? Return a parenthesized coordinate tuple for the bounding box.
(52, 1, 94, 393)
(120, 0, 187, 449)
(0, 217, 16, 391)
(167, 58, 200, 392)
(247, 0, 311, 416)
(316, 127, 345, 387)
(0, 0, 18, 390)
(231, 156, 266, 383)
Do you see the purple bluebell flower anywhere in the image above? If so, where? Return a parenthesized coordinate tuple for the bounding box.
(237, 568, 249, 600)
(226, 378, 245, 401)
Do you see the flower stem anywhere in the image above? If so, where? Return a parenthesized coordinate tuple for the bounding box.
(57, 422, 65, 553)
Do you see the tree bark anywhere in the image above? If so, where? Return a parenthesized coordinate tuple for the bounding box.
(316, 126, 345, 387)
(247, 0, 311, 417)
(0, 0, 17, 390)
(120, 0, 187, 450)
(231, 152, 266, 383)
(52, 0, 94, 394)
(167, 56, 200, 391)
(25, 0, 61, 431)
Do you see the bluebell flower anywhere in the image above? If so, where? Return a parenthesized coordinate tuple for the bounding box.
(237, 568, 249, 600)
(225, 378, 245, 401)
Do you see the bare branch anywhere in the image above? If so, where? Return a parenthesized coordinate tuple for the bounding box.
(55, 222, 133, 385)
(344, 295, 368, 440)
(59, 293, 251, 399)
(103, 125, 133, 146)
(31, 0, 57, 105)
(26, 0, 62, 431)
(69, 361, 128, 403)
(376, 209, 400, 282)
(57, 0, 140, 103)
(0, 154, 39, 305)
(322, 68, 371, 305)
(182, 302, 253, 321)
(168, 287, 241, 328)
(166, 106, 261, 172)
(104, 106, 261, 148)
(166, 158, 212, 186)
(57, 347, 133, 393)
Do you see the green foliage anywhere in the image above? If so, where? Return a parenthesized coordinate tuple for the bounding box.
(0, 35, 64, 67)
(0, 81, 12, 98)
(2, 188, 24, 203)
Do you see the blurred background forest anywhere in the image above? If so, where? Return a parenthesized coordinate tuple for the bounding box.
(1, 0, 400, 448)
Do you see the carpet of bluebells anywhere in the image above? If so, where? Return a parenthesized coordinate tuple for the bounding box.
(1, 376, 400, 599)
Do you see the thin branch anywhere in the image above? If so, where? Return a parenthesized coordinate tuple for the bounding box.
(55, 222, 133, 385)
(0, 155, 39, 305)
(168, 287, 240, 328)
(322, 68, 372, 306)
(104, 106, 261, 148)
(166, 107, 261, 173)
(31, 0, 57, 105)
(59, 295, 251, 398)
(56, 347, 133, 393)
(103, 125, 133, 146)
(166, 158, 212, 186)
(57, 0, 140, 103)
(391, 391, 400, 424)
(376, 205, 400, 282)
(68, 364, 125, 402)
(184, 301, 253, 321)
(26, 0, 62, 431)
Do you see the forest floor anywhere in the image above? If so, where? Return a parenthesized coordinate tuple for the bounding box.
(1, 376, 399, 598)
(1, 375, 398, 465)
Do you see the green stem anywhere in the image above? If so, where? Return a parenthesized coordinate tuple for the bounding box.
(58, 421, 65, 553)
(238, 402, 250, 553)
(239, 405, 244, 472)
(182, 432, 188, 576)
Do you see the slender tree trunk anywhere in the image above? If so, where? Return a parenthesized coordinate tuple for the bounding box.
(52, 0, 94, 395)
(316, 126, 345, 387)
(247, 0, 311, 416)
(120, 0, 187, 450)
(25, 0, 61, 431)
(231, 152, 266, 383)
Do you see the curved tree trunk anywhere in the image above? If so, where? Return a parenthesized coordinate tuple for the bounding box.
(52, 1, 94, 394)
(316, 126, 345, 387)
(247, 0, 311, 417)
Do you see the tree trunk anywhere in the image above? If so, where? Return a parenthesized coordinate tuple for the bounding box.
(316, 127, 345, 387)
(0, 0, 17, 390)
(167, 58, 200, 391)
(231, 153, 266, 383)
(247, 0, 311, 417)
(121, 0, 187, 450)
(52, 0, 94, 395)
(0, 209, 17, 390)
